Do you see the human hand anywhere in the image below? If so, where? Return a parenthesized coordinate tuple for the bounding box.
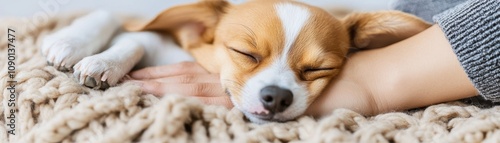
(127, 62, 233, 108)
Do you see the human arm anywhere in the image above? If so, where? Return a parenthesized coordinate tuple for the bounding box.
(306, 25, 478, 117)
(307, 0, 500, 117)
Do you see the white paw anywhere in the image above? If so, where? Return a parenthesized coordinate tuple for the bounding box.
(41, 36, 89, 71)
(40, 10, 119, 71)
(73, 55, 127, 89)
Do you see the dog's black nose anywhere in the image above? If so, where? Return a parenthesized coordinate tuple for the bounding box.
(259, 85, 293, 113)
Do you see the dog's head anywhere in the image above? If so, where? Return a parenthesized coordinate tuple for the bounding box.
(128, 0, 429, 123)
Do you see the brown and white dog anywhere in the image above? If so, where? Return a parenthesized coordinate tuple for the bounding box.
(40, 0, 430, 123)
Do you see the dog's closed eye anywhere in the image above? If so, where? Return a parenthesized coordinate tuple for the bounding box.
(229, 47, 259, 63)
(303, 67, 335, 72)
(301, 67, 336, 81)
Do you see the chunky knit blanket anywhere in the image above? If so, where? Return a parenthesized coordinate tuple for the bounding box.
(1, 13, 500, 143)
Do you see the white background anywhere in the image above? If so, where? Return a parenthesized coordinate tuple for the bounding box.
(0, 0, 394, 19)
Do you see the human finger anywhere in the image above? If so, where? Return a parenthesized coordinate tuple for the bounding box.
(132, 80, 226, 97)
(129, 62, 207, 79)
(153, 74, 220, 84)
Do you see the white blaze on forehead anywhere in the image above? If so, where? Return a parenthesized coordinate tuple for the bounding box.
(234, 3, 312, 123)
(275, 2, 311, 59)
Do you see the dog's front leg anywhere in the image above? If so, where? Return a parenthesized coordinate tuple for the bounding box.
(41, 10, 119, 71)
(73, 32, 146, 89)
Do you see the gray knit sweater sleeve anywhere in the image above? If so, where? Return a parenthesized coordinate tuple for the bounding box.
(394, 0, 500, 103)
(433, 0, 500, 102)
(392, 0, 467, 23)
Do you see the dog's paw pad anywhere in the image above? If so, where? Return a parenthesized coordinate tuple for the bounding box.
(84, 76, 98, 87)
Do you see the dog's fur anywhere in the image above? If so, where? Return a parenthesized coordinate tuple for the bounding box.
(40, 0, 430, 123)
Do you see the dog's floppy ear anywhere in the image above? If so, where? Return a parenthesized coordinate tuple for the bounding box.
(125, 1, 229, 49)
(342, 11, 431, 49)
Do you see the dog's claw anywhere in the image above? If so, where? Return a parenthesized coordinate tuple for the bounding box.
(100, 81, 110, 89)
(84, 77, 97, 88)
(81, 76, 110, 90)
(57, 66, 71, 72)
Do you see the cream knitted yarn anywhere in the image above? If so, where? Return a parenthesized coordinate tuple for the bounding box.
(1, 13, 500, 143)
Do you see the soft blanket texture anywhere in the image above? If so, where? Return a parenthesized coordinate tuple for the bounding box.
(1, 13, 500, 143)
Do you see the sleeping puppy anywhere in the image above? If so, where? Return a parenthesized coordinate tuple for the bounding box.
(40, 0, 430, 123)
